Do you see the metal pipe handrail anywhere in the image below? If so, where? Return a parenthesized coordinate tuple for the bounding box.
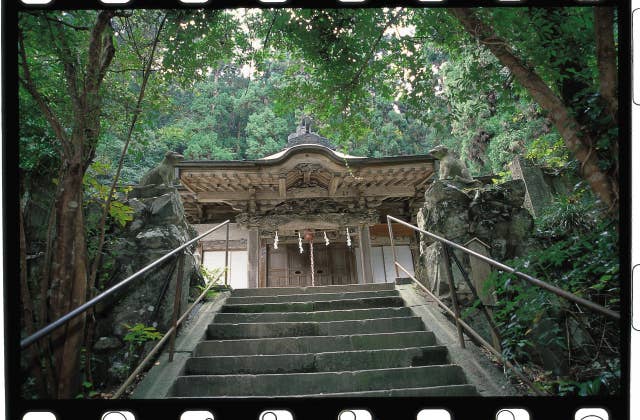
(386, 215, 620, 320)
(392, 259, 546, 395)
(111, 269, 227, 399)
(20, 220, 231, 349)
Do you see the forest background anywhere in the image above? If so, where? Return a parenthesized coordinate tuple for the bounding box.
(16, 6, 620, 398)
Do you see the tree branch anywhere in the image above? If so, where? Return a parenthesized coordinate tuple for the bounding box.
(18, 28, 71, 158)
(45, 18, 83, 115)
(87, 13, 167, 305)
(81, 10, 116, 163)
(23, 12, 91, 31)
(594, 7, 618, 124)
(123, 16, 145, 63)
(262, 9, 280, 51)
(107, 67, 156, 74)
(46, 16, 90, 31)
(84, 10, 116, 96)
(344, 9, 404, 91)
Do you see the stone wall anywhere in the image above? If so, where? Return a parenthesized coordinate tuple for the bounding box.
(416, 179, 534, 351)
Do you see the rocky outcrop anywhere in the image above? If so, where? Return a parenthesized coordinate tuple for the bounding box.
(417, 179, 540, 370)
(92, 184, 202, 388)
(417, 179, 533, 296)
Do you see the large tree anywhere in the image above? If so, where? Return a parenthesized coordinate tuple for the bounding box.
(19, 10, 117, 398)
(18, 8, 240, 398)
(448, 7, 618, 212)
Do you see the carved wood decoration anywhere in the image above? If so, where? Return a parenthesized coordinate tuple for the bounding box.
(175, 145, 435, 226)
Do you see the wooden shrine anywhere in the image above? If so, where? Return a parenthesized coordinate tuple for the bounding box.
(175, 122, 436, 288)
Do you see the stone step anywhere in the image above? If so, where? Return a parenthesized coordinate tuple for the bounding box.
(206, 317, 424, 339)
(170, 384, 479, 398)
(220, 296, 404, 313)
(170, 365, 468, 397)
(185, 346, 450, 375)
(194, 331, 437, 357)
(225, 289, 398, 305)
(230, 282, 395, 297)
(212, 307, 414, 323)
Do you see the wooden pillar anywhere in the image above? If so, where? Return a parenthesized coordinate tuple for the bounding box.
(259, 239, 267, 288)
(247, 227, 260, 288)
(358, 224, 374, 283)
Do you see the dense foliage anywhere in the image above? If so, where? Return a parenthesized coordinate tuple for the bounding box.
(487, 193, 620, 395)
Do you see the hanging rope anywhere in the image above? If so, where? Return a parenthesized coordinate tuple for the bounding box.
(298, 231, 304, 254)
(309, 240, 315, 287)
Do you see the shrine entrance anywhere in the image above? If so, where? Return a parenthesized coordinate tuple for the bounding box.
(179, 120, 435, 288)
(266, 243, 357, 287)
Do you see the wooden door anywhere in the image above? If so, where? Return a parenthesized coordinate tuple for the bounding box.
(287, 245, 310, 286)
(328, 245, 356, 285)
(266, 244, 357, 287)
(313, 245, 331, 286)
(266, 245, 288, 287)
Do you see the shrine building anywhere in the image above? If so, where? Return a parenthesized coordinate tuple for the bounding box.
(176, 123, 437, 289)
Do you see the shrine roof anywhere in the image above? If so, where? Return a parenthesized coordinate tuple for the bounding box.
(177, 143, 435, 169)
(260, 144, 363, 160)
(175, 122, 437, 224)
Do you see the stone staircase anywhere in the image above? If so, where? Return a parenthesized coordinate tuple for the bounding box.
(167, 282, 478, 398)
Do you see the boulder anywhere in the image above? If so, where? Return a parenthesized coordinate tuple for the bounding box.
(416, 179, 535, 355)
(93, 185, 203, 389)
(93, 336, 122, 352)
(416, 179, 533, 300)
(419, 181, 471, 244)
(135, 228, 171, 249)
(149, 192, 184, 224)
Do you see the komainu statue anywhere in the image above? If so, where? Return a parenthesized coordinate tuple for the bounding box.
(428, 145, 478, 184)
(139, 151, 184, 186)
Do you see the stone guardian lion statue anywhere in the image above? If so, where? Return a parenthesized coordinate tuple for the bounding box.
(139, 151, 184, 186)
(428, 145, 479, 185)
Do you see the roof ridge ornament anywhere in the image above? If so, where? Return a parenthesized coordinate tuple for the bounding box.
(302, 115, 312, 134)
(286, 116, 336, 150)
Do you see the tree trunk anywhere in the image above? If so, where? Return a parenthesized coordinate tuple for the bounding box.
(450, 8, 619, 213)
(594, 7, 618, 124)
(19, 10, 116, 398)
(48, 156, 89, 398)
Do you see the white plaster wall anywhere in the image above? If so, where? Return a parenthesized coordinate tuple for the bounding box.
(355, 245, 415, 283)
(202, 250, 248, 289)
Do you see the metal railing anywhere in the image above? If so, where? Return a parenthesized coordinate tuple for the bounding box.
(111, 267, 226, 398)
(21, 220, 230, 349)
(386, 215, 620, 395)
(21, 220, 231, 397)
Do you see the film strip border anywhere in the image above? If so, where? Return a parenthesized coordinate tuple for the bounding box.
(8, 1, 633, 420)
(15, 398, 626, 420)
(14, 0, 625, 8)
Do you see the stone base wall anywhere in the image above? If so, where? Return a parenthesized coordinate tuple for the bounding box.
(416, 179, 534, 348)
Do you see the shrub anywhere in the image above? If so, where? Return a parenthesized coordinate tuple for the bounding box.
(486, 198, 619, 395)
